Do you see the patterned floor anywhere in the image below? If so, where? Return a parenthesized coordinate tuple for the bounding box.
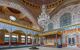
(1, 47, 80, 50)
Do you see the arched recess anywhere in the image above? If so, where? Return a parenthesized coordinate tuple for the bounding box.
(0, 29, 9, 45)
(11, 30, 26, 45)
(0, 1, 40, 29)
(48, 23, 53, 31)
(60, 13, 71, 27)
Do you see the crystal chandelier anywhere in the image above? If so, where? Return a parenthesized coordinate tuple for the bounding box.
(38, 5, 51, 31)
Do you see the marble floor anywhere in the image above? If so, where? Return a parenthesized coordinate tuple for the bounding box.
(1, 47, 80, 50)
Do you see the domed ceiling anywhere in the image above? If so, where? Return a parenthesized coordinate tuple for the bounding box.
(20, 0, 64, 18)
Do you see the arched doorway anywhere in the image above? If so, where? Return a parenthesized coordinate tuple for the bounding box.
(67, 33, 77, 48)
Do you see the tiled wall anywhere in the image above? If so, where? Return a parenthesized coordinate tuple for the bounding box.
(51, 4, 80, 29)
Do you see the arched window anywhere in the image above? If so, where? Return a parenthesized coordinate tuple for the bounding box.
(60, 13, 71, 27)
(48, 23, 53, 31)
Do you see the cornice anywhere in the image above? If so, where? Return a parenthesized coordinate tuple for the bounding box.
(0, 18, 41, 32)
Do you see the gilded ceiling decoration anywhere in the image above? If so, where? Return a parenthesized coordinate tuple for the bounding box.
(20, 0, 64, 18)
(21, 0, 64, 8)
(12, 30, 26, 35)
(0, 29, 9, 33)
(0, 0, 79, 32)
(0, 6, 33, 30)
(7, 7, 21, 14)
(50, 0, 80, 16)
(0, 0, 41, 31)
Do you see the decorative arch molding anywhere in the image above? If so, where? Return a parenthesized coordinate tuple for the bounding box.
(52, 4, 80, 29)
(50, 0, 80, 17)
(0, 0, 40, 30)
(12, 30, 25, 34)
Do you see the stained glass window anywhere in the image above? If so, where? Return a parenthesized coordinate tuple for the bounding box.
(48, 23, 53, 31)
(60, 13, 71, 27)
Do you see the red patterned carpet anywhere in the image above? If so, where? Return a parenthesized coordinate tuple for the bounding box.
(2, 47, 80, 50)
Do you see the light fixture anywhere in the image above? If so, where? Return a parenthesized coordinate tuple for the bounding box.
(28, 36, 32, 38)
(5, 34, 9, 37)
(9, 16, 16, 21)
(12, 35, 17, 37)
(21, 35, 25, 37)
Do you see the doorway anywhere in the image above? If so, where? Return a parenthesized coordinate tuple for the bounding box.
(67, 34, 77, 48)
